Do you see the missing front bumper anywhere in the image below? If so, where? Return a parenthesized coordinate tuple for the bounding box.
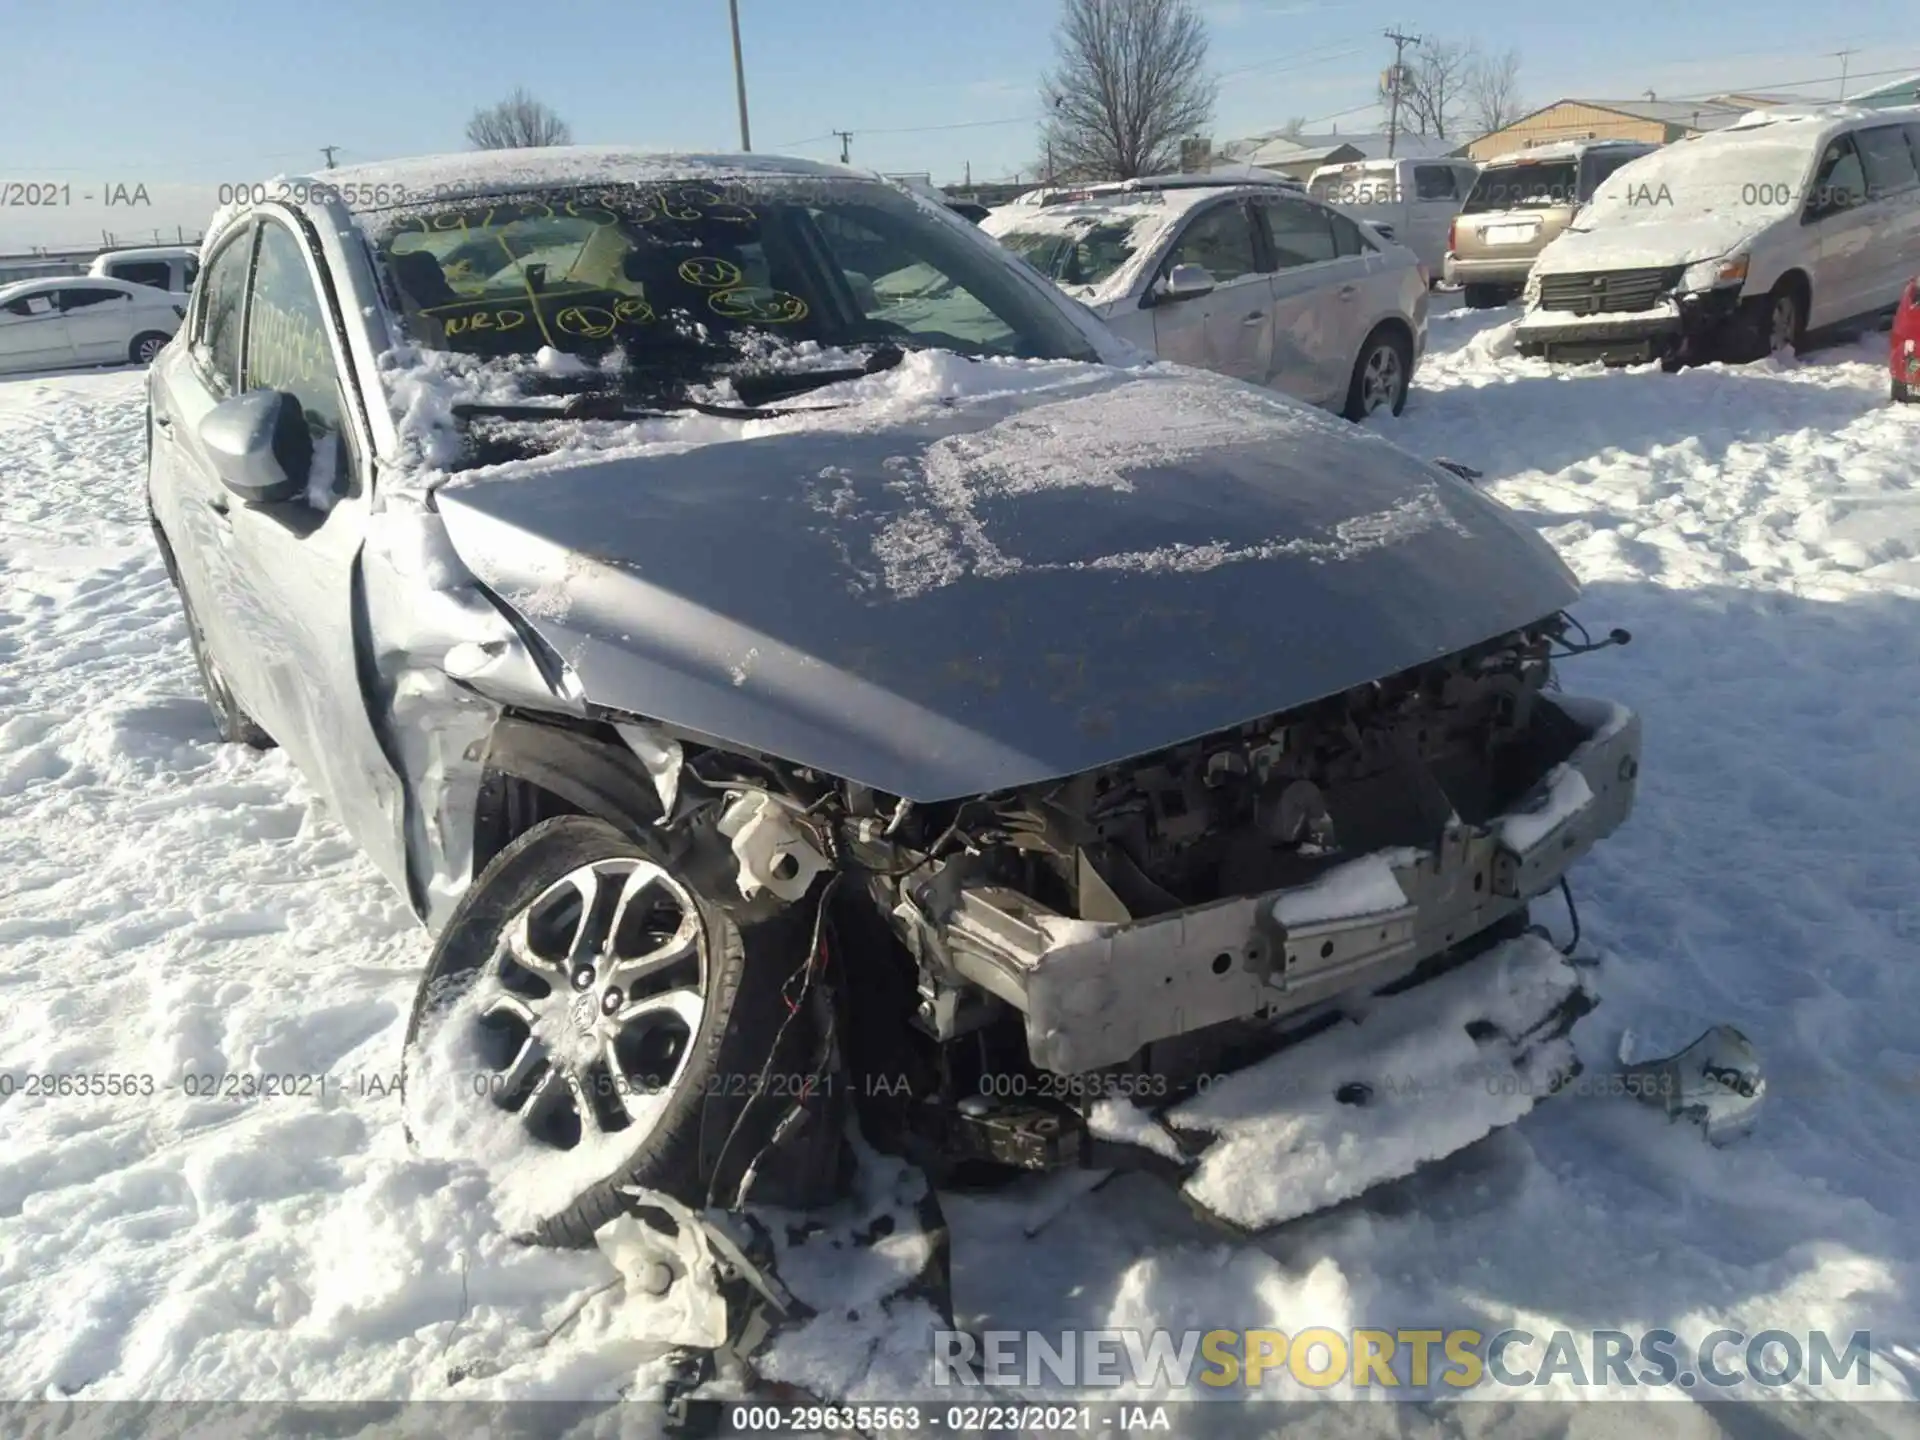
(929, 696, 1640, 1075)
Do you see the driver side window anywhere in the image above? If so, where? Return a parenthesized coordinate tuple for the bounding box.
(1164, 202, 1261, 283)
(194, 228, 254, 395)
(1807, 136, 1868, 219)
(243, 222, 353, 501)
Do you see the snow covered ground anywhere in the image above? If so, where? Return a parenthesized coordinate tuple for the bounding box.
(6, 311, 1920, 1419)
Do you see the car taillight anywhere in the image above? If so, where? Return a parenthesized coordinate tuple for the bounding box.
(1447, 219, 1457, 254)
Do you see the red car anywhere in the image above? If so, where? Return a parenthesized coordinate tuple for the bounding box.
(1893, 275, 1920, 402)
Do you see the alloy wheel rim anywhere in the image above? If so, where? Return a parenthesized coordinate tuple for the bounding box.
(470, 857, 709, 1151)
(1363, 345, 1402, 413)
(137, 338, 165, 363)
(1769, 298, 1796, 353)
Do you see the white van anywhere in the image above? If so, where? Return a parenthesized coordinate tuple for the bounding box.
(1518, 105, 1920, 367)
(88, 245, 200, 298)
(1307, 157, 1480, 274)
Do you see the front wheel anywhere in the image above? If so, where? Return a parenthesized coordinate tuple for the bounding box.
(402, 815, 823, 1246)
(1730, 282, 1804, 362)
(1343, 326, 1411, 420)
(1894, 375, 1911, 404)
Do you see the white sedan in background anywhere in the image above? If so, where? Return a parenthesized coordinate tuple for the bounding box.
(983, 178, 1428, 419)
(0, 277, 184, 375)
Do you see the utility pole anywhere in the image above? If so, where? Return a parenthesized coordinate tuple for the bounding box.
(320, 145, 340, 169)
(728, 0, 752, 150)
(1833, 49, 1858, 101)
(1382, 28, 1422, 158)
(964, 160, 971, 187)
(833, 129, 854, 164)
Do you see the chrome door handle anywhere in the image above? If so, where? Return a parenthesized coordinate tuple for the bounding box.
(1242, 311, 1267, 325)
(1338, 285, 1359, 299)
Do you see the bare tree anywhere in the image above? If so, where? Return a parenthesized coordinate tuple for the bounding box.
(1464, 47, 1525, 135)
(1279, 115, 1309, 138)
(466, 88, 573, 150)
(1040, 0, 1218, 181)
(1379, 39, 1470, 140)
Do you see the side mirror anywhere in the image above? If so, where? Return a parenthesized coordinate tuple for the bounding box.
(198, 390, 311, 506)
(1156, 263, 1216, 303)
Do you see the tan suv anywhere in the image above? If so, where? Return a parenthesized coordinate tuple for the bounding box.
(1444, 140, 1659, 308)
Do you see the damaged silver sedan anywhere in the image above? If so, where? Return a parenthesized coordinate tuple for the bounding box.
(145, 149, 1642, 1248)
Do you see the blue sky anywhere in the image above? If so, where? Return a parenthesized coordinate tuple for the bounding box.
(3, 0, 1918, 249)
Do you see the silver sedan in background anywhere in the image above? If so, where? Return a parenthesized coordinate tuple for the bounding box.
(982, 177, 1429, 419)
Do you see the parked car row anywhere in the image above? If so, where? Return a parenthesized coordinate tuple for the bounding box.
(1444, 139, 1657, 307)
(0, 277, 183, 373)
(1515, 106, 1920, 368)
(0, 244, 199, 378)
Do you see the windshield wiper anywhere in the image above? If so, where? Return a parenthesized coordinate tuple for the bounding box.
(728, 343, 904, 406)
(449, 345, 908, 426)
(452, 393, 844, 424)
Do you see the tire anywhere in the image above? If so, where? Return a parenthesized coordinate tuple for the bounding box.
(402, 814, 815, 1247)
(1343, 325, 1411, 420)
(1730, 280, 1805, 362)
(177, 577, 275, 748)
(1894, 376, 1911, 404)
(1462, 284, 1507, 310)
(130, 332, 171, 366)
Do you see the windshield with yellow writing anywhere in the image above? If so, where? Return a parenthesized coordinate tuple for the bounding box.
(372, 177, 1097, 393)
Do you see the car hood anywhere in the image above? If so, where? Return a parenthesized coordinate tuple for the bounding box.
(434, 367, 1580, 802)
(1535, 212, 1771, 274)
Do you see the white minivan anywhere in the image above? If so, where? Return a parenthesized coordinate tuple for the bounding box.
(1517, 105, 1920, 367)
(88, 245, 200, 298)
(1307, 157, 1481, 275)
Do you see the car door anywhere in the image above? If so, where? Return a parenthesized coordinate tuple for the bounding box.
(0, 290, 75, 371)
(56, 284, 136, 362)
(150, 223, 258, 702)
(1852, 123, 1920, 309)
(212, 213, 412, 898)
(1254, 193, 1373, 406)
(1801, 134, 1872, 326)
(1147, 199, 1274, 385)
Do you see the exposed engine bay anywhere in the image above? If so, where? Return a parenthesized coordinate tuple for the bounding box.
(544, 612, 1638, 1191)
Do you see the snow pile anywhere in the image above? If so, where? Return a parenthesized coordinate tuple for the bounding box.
(1270, 850, 1418, 927)
(1169, 935, 1584, 1231)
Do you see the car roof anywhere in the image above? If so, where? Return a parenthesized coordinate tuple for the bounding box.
(276, 147, 864, 216)
(1655, 103, 1920, 160)
(1482, 138, 1657, 166)
(0, 275, 145, 300)
(93, 246, 196, 262)
(1310, 156, 1475, 175)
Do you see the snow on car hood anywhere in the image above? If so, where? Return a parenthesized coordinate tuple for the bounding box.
(1534, 212, 1773, 274)
(1533, 134, 1811, 275)
(430, 363, 1580, 801)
